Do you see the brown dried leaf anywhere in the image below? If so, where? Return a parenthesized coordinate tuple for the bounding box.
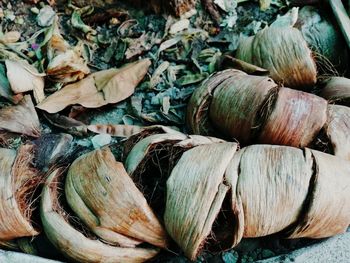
(38, 59, 151, 113)
(0, 95, 41, 137)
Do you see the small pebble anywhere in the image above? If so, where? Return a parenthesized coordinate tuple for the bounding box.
(91, 134, 112, 149)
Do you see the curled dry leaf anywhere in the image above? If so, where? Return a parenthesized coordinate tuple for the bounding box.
(5, 60, 45, 103)
(41, 168, 159, 263)
(0, 95, 41, 138)
(65, 147, 168, 248)
(0, 144, 41, 240)
(236, 27, 317, 89)
(46, 20, 90, 83)
(38, 59, 151, 113)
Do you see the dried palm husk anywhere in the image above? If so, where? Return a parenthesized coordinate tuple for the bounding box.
(209, 71, 278, 144)
(324, 105, 350, 160)
(38, 59, 151, 113)
(259, 88, 327, 147)
(66, 147, 168, 248)
(235, 145, 313, 238)
(287, 150, 350, 238)
(296, 6, 348, 74)
(123, 125, 183, 158)
(41, 168, 159, 263)
(236, 27, 317, 89)
(125, 133, 188, 176)
(5, 60, 45, 103)
(0, 95, 41, 138)
(164, 142, 238, 260)
(319, 77, 350, 105)
(0, 145, 41, 240)
(186, 69, 237, 135)
(46, 19, 90, 83)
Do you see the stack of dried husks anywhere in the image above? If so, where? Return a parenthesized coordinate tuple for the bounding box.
(187, 23, 350, 160)
(0, 127, 348, 262)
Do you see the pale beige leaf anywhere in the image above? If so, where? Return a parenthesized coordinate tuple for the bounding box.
(38, 59, 151, 113)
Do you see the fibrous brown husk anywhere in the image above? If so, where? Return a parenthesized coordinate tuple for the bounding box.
(164, 142, 238, 260)
(209, 70, 278, 144)
(38, 59, 151, 113)
(287, 149, 350, 238)
(324, 105, 350, 160)
(0, 145, 40, 240)
(319, 77, 350, 105)
(41, 168, 159, 263)
(236, 27, 317, 89)
(161, 140, 350, 260)
(234, 145, 313, 238)
(186, 69, 237, 136)
(259, 88, 327, 147)
(0, 95, 41, 137)
(65, 147, 168, 248)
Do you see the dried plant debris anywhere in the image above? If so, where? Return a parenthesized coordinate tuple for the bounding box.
(37, 59, 151, 113)
(0, 95, 41, 138)
(0, 1, 349, 263)
(41, 168, 160, 263)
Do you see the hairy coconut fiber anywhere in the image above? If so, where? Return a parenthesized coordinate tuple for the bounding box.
(0, 95, 41, 138)
(320, 77, 350, 105)
(324, 105, 350, 160)
(165, 142, 238, 260)
(259, 88, 327, 147)
(41, 168, 159, 263)
(163, 140, 350, 260)
(0, 145, 40, 240)
(236, 27, 317, 89)
(65, 147, 168, 248)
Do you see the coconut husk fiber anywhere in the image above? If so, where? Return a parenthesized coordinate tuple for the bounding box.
(236, 26, 317, 90)
(208, 71, 278, 144)
(0, 145, 41, 240)
(187, 70, 329, 148)
(320, 77, 350, 105)
(125, 131, 225, 220)
(162, 140, 350, 260)
(164, 142, 238, 260)
(186, 69, 237, 136)
(41, 168, 159, 263)
(65, 147, 168, 248)
(259, 88, 327, 147)
(324, 105, 350, 160)
(287, 149, 350, 238)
